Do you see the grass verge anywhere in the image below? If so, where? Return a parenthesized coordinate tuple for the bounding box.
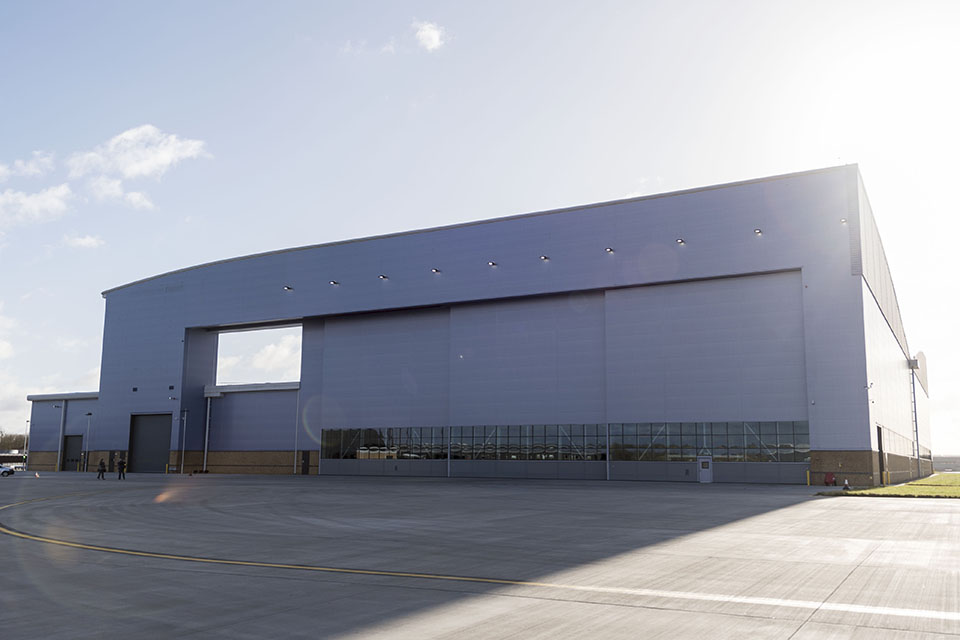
(818, 473, 960, 498)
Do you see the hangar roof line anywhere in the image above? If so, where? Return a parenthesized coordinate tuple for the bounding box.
(102, 164, 858, 297)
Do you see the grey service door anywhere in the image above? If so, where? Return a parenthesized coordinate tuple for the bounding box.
(129, 414, 172, 473)
(62, 435, 83, 471)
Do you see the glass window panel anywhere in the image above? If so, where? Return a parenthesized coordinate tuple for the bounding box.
(636, 423, 651, 438)
(777, 421, 793, 436)
(726, 447, 744, 462)
(666, 423, 681, 448)
(321, 429, 342, 459)
(636, 430, 651, 461)
(710, 422, 727, 436)
(760, 421, 777, 434)
(681, 422, 697, 436)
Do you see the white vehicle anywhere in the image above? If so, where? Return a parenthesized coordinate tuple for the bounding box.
(0, 464, 15, 477)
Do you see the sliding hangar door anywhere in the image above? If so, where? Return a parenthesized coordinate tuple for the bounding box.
(313, 270, 809, 482)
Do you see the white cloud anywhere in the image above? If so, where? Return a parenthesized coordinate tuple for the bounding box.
(89, 175, 124, 200)
(13, 151, 55, 178)
(380, 39, 396, 54)
(0, 151, 55, 183)
(252, 334, 302, 380)
(67, 124, 208, 180)
(413, 21, 446, 52)
(0, 340, 11, 359)
(88, 175, 154, 210)
(62, 234, 104, 249)
(0, 184, 72, 229)
(124, 191, 153, 209)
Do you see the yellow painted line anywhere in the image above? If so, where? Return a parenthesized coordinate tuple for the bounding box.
(4, 494, 960, 622)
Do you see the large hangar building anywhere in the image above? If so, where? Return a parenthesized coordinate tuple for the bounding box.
(27, 166, 932, 485)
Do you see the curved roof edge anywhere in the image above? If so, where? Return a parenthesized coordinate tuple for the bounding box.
(102, 164, 856, 297)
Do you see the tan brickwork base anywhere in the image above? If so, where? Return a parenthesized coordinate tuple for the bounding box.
(27, 451, 57, 472)
(811, 450, 933, 487)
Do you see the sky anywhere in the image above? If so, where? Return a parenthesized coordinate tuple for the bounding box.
(1, 1, 958, 452)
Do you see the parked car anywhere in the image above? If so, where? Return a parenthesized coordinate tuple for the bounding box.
(0, 464, 15, 477)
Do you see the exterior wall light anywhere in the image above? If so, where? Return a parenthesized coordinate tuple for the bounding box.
(378, 274, 388, 280)
(539, 255, 549, 261)
(604, 247, 614, 253)
(282, 285, 294, 291)
(840, 218, 847, 224)
(675, 238, 685, 245)
(329, 280, 339, 286)
(488, 261, 497, 267)
(754, 228, 762, 235)
(431, 268, 441, 273)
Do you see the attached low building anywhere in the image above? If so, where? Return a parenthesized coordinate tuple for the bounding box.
(27, 165, 932, 485)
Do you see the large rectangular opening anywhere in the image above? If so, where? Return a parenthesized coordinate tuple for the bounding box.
(216, 325, 302, 385)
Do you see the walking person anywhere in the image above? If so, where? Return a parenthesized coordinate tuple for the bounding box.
(117, 458, 126, 480)
(96, 458, 106, 480)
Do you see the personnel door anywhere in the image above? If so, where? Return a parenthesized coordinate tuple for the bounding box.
(62, 435, 83, 471)
(697, 456, 713, 483)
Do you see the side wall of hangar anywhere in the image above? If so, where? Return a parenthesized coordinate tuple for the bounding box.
(27, 165, 931, 483)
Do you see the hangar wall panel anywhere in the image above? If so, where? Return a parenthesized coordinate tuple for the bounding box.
(605, 271, 807, 422)
(449, 293, 605, 425)
(862, 280, 916, 450)
(208, 390, 298, 450)
(318, 308, 449, 428)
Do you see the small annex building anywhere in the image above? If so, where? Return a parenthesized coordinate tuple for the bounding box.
(27, 166, 932, 485)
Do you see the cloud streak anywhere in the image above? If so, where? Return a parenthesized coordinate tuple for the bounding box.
(0, 184, 73, 229)
(68, 124, 208, 180)
(62, 233, 104, 248)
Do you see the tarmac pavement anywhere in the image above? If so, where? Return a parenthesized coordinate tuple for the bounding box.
(1, 472, 959, 639)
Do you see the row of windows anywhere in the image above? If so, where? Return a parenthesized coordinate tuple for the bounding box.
(319, 422, 811, 463)
(878, 425, 931, 460)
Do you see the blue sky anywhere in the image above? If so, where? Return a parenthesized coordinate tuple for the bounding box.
(1, 1, 958, 451)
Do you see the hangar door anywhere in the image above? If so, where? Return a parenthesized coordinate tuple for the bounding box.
(129, 414, 172, 473)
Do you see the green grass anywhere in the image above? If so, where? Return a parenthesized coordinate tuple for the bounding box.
(820, 473, 960, 498)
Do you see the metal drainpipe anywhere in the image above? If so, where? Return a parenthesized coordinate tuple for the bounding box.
(203, 397, 211, 472)
(55, 401, 67, 471)
(180, 410, 187, 474)
(292, 387, 301, 475)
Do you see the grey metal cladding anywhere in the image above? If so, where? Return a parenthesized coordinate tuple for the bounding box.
(208, 390, 298, 450)
(605, 271, 807, 422)
(83, 165, 887, 454)
(857, 174, 909, 356)
(449, 293, 605, 425)
(317, 308, 450, 428)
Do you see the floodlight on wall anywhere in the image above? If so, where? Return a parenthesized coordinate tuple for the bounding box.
(840, 218, 847, 224)
(329, 280, 339, 286)
(754, 228, 762, 235)
(431, 268, 441, 273)
(378, 274, 388, 280)
(487, 261, 497, 267)
(539, 255, 549, 261)
(675, 238, 685, 245)
(604, 247, 614, 253)
(282, 285, 294, 291)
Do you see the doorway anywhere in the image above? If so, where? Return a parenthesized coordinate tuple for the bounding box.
(129, 414, 172, 473)
(697, 456, 713, 483)
(62, 435, 82, 471)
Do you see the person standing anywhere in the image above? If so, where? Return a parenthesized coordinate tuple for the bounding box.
(117, 458, 126, 480)
(97, 458, 106, 480)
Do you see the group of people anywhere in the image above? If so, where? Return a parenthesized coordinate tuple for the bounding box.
(96, 457, 126, 479)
